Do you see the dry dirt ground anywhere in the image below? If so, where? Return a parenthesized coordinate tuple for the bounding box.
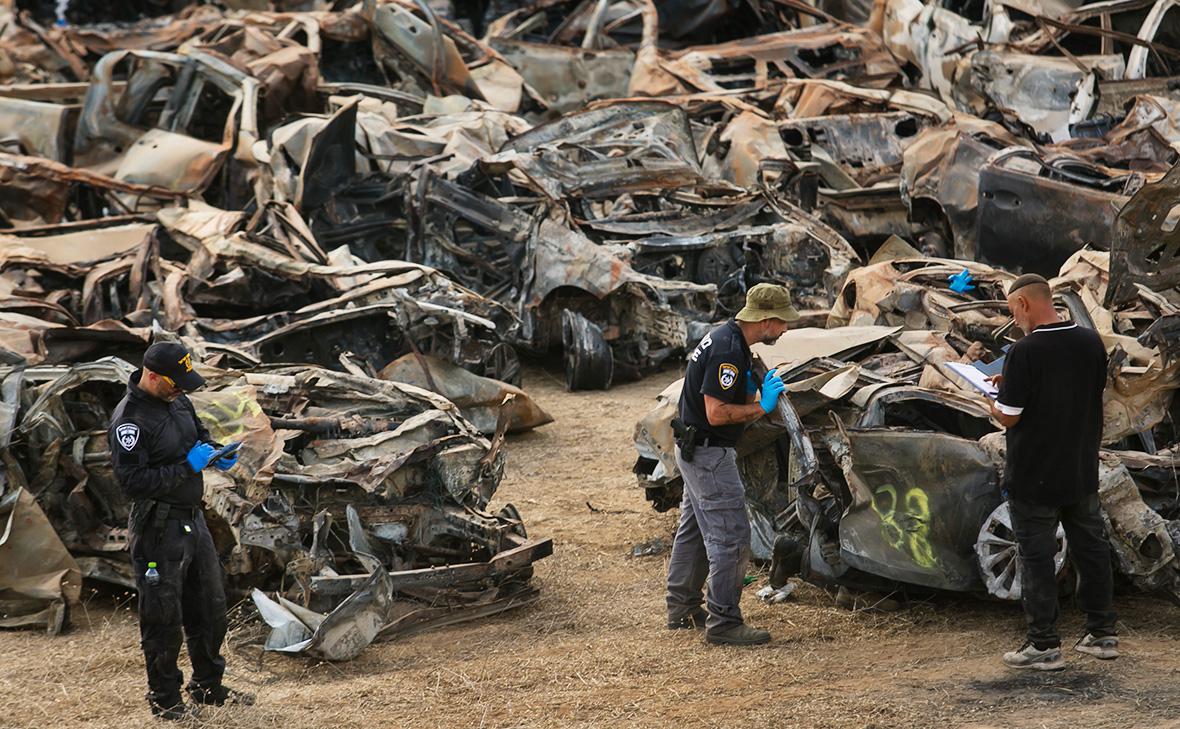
(4, 365, 1180, 729)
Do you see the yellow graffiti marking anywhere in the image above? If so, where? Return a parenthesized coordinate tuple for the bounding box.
(871, 483, 938, 568)
(195, 390, 263, 443)
(903, 487, 937, 568)
(872, 484, 906, 550)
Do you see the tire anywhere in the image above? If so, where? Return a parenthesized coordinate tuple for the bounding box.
(976, 501, 1067, 600)
(561, 309, 613, 391)
(482, 342, 522, 387)
(498, 503, 527, 539)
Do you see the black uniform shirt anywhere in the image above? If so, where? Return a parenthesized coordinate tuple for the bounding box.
(678, 319, 751, 447)
(108, 370, 213, 507)
(996, 321, 1107, 506)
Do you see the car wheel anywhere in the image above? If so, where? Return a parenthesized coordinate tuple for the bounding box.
(976, 501, 1067, 600)
(482, 342, 521, 387)
(561, 309, 613, 391)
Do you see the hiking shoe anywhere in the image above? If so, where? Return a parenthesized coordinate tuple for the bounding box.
(187, 684, 255, 707)
(705, 623, 771, 646)
(1003, 641, 1064, 671)
(1075, 633, 1119, 660)
(667, 608, 708, 630)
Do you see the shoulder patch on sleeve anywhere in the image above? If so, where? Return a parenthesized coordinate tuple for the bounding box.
(718, 363, 739, 390)
(116, 422, 140, 451)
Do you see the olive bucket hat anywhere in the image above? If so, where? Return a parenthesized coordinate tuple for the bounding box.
(735, 283, 801, 323)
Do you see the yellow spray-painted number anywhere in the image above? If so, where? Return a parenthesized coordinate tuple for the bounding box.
(194, 390, 264, 444)
(871, 483, 938, 568)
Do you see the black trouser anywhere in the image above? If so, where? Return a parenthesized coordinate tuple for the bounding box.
(129, 506, 227, 708)
(1009, 493, 1117, 649)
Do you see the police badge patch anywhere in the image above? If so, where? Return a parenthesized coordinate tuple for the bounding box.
(718, 363, 739, 390)
(116, 423, 140, 451)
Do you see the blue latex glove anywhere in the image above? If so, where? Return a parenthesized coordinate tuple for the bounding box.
(761, 368, 783, 390)
(746, 369, 757, 395)
(186, 442, 217, 473)
(948, 269, 975, 293)
(214, 449, 239, 471)
(759, 370, 785, 414)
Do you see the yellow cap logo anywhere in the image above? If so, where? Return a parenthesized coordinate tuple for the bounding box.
(178, 353, 193, 372)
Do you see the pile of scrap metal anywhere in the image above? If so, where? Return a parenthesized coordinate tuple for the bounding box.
(0, 354, 552, 655)
(0, 0, 909, 392)
(3, 0, 1180, 627)
(884, 0, 1180, 275)
(0, 0, 1176, 288)
(0, 202, 550, 412)
(411, 100, 862, 389)
(635, 170, 1180, 605)
(884, 0, 1180, 141)
(252, 81, 866, 390)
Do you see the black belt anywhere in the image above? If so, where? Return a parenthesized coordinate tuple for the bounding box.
(695, 437, 735, 449)
(160, 503, 200, 519)
(138, 501, 201, 532)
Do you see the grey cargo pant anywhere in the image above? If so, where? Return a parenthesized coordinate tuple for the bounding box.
(666, 444, 751, 632)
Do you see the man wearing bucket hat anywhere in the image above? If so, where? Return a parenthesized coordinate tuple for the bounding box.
(107, 341, 253, 720)
(665, 283, 799, 645)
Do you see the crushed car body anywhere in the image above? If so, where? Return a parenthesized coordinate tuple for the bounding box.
(635, 249, 1180, 603)
(0, 354, 551, 656)
(4, 0, 1180, 642)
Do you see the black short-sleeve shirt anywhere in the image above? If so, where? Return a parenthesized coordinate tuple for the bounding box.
(678, 319, 751, 446)
(996, 321, 1107, 505)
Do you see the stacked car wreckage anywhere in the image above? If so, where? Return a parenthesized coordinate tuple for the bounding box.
(636, 209, 1180, 605)
(2, 0, 1180, 643)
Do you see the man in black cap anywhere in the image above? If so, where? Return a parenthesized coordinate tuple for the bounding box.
(988, 274, 1117, 671)
(108, 341, 253, 719)
(665, 283, 798, 646)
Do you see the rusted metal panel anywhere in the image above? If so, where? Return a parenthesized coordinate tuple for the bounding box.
(836, 429, 1000, 591)
(976, 150, 1132, 276)
(490, 39, 633, 114)
(1108, 162, 1180, 304)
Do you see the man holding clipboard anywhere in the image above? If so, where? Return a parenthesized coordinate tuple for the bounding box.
(107, 342, 253, 719)
(986, 274, 1117, 671)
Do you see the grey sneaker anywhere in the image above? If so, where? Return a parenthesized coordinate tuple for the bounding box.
(1003, 641, 1065, 671)
(1075, 633, 1119, 660)
(667, 608, 707, 630)
(706, 623, 771, 646)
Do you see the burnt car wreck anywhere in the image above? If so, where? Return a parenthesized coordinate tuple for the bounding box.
(637, 230, 1180, 605)
(2, 0, 1180, 645)
(1, 354, 551, 651)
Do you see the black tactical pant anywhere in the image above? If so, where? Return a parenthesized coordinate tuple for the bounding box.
(129, 505, 227, 709)
(1009, 493, 1117, 649)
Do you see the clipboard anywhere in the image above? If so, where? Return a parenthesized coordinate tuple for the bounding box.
(945, 362, 999, 399)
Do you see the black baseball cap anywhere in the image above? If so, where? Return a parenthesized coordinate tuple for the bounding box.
(143, 342, 205, 391)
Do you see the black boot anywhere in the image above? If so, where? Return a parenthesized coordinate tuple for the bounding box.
(187, 683, 255, 707)
(148, 693, 191, 721)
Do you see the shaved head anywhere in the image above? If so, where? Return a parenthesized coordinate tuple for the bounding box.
(1008, 273, 1051, 301)
(1006, 273, 1057, 333)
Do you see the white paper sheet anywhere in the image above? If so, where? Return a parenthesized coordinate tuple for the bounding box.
(945, 362, 999, 399)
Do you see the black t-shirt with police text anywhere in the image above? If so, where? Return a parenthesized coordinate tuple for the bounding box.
(996, 321, 1107, 505)
(678, 320, 751, 447)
